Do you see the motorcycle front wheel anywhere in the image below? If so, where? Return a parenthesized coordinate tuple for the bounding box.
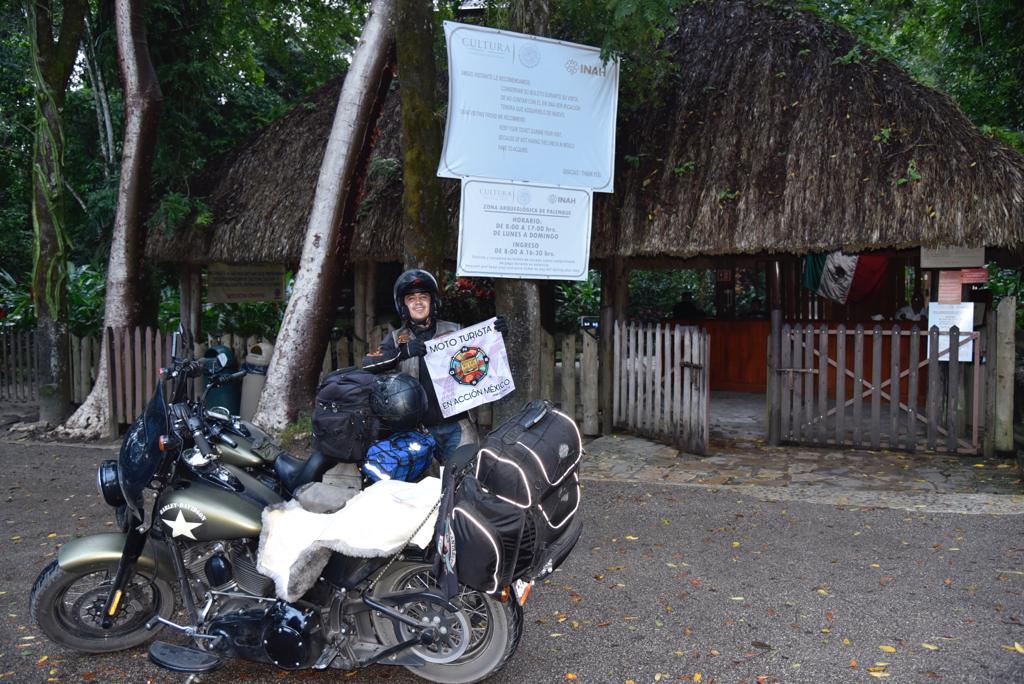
(30, 559, 176, 653)
(370, 562, 523, 684)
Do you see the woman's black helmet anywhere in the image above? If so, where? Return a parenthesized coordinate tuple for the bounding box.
(394, 269, 440, 322)
(370, 373, 427, 431)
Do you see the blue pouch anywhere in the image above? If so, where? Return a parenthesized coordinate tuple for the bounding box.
(363, 431, 437, 482)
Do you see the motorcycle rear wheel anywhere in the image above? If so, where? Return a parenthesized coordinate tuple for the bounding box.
(30, 559, 176, 653)
(370, 562, 523, 684)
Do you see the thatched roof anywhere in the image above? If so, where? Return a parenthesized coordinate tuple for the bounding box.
(147, 0, 1024, 266)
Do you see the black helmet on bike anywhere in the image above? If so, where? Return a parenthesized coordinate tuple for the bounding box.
(393, 269, 440, 323)
(370, 372, 427, 431)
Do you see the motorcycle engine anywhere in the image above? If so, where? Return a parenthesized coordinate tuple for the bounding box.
(261, 602, 326, 670)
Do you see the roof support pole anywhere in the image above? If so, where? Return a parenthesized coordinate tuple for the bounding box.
(993, 296, 1016, 455)
(600, 256, 627, 434)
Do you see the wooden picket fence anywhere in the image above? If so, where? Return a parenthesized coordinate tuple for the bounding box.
(0, 331, 39, 401)
(612, 322, 711, 454)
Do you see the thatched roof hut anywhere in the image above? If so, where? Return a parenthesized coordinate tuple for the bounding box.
(145, 0, 1024, 267)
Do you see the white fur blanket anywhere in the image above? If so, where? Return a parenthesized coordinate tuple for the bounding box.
(257, 477, 441, 602)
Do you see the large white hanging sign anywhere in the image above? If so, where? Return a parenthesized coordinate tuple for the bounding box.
(438, 21, 619, 192)
(457, 178, 592, 280)
(424, 318, 516, 418)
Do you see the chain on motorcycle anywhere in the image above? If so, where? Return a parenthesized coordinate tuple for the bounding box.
(367, 495, 443, 594)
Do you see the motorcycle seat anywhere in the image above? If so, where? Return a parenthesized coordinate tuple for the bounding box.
(274, 451, 333, 495)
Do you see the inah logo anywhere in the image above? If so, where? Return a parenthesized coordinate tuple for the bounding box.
(518, 44, 541, 68)
(547, 193, 558, 204)
(580, 63, 608, 77)
(564, 59, 579, 75)
(449, 347, 490, 386)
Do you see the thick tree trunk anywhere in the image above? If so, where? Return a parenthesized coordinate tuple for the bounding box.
(252, 0, 396, 432)
(62, 0, 162, 437)
(492, 0, 549, 425)
(28, 0, 87, 426)
(396, 0, 446, 273)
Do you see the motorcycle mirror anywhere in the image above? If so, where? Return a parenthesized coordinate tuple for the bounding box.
(216, 352, 229, 370)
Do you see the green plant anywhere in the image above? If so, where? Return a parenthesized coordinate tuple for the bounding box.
(872, 126, 892, 144)
(279, 413, 313, 448)
(673, 160, 696, 176)
(554, 270, 601, 331)
(987, 263, 1023, 329)
(718, 189, 740, 203)
(624, 154, 642, 167)
(896, 158, 921, 185)
(147, 193, 212, 234)
(628, 269, 715, 320)
(66, 264, 106, 337)
(833, 44, 865, 64)
(0, 269, 34, 332)
(366, 156, 402, 183)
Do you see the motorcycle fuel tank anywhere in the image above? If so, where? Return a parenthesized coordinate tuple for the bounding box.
(156, 464, 282, 542)
(216, 421, 286, 469)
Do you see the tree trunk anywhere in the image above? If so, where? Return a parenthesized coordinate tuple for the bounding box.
(252, 0, 396, 432)
(396, 0, 446, 273)
(62, 0, 162, 438)
(28, 0, 88, 426)
(492, 0, 549, 425)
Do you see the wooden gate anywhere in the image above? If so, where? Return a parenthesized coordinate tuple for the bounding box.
(613, 322, 710, 454)
(770, 323, 983, 453)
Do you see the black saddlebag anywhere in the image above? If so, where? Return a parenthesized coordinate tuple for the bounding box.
(443, 401, 583, 596)
(311, 367, 379, 463)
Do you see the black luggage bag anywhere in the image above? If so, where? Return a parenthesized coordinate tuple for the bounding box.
(311, 367, 379, 463)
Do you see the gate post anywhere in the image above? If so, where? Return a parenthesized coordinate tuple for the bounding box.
(767, 309, 782, 445)
(994, 296, 1016, 456)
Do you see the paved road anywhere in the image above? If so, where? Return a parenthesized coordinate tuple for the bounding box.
(1, 440, 1022, 683)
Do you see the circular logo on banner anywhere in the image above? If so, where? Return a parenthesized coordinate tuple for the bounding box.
(565, 59, 579, 75)
(519, 44, 541, 68)
(449, 347, 490, 386)
(516, 190, 532, 206)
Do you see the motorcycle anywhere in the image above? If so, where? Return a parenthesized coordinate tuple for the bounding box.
(30, 332, 523, 682)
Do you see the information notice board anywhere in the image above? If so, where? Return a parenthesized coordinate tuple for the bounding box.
(438, 21, 619, 192)
(457, 178, 592, 280)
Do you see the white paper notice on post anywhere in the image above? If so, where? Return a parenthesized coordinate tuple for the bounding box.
(438, 21, 619, 192)
(424, 318, 516, 419)
(927, 302, 974, 362)
(458, 178, 592, 281)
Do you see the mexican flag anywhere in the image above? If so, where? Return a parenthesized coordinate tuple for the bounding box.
(802, 251, 888, 304)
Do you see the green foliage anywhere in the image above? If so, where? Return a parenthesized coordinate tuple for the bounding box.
(545, 0, 688, 113)
(1, 263, 105, 336)
(158, 283, 287, 341)
(987, 263, 1023, 330)
(811, 0, 1024, 141)
(0, 269, 34, 332)
(366, 156, 402, 184)
(832, 44, 868, 65)
(872, 126, 892, 144)
(554, 270, 601, 331)
(147, 192, 212, 235)
(673, 160, 696, 176)
(717, 189, 740, 203)
(0, 8, 34, 280)
(628, 269, 714, 321)
(896, 158, 921, 186)
(65, 263, 105, 337)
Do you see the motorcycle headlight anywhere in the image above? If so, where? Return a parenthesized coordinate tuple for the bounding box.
(96, 460, 126, 507)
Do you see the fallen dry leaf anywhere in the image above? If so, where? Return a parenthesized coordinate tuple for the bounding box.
(849, 659, 858, 668)
(879, 645, 896, 653)
(921, 643, 940, 651)
(624, 535, 639, 541)
(565, 674, 577, 681)
(868, 673, 891, 679)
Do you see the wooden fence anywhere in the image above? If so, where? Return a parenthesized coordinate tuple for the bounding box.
(612, 322, 710, 454)
(0, 331, 39, 401)
(770, 323, 983, 453)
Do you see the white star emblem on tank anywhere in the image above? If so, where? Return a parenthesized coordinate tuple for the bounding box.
(162, 510, 203, 540)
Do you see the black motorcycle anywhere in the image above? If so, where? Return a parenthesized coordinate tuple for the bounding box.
(30, 333, 523, 682)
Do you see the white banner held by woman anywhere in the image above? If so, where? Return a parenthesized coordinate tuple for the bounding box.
(423, 317, 516, 418)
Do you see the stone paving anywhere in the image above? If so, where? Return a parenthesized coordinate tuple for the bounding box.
(582, 432, 1024, 514)
(5, 398, 1022, 514)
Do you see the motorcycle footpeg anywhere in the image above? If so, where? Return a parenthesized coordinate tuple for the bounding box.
(148, 641, 223, 674)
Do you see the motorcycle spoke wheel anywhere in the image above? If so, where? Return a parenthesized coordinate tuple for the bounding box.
(369, 562, 523, 684)
(31, 560, 175, 653)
